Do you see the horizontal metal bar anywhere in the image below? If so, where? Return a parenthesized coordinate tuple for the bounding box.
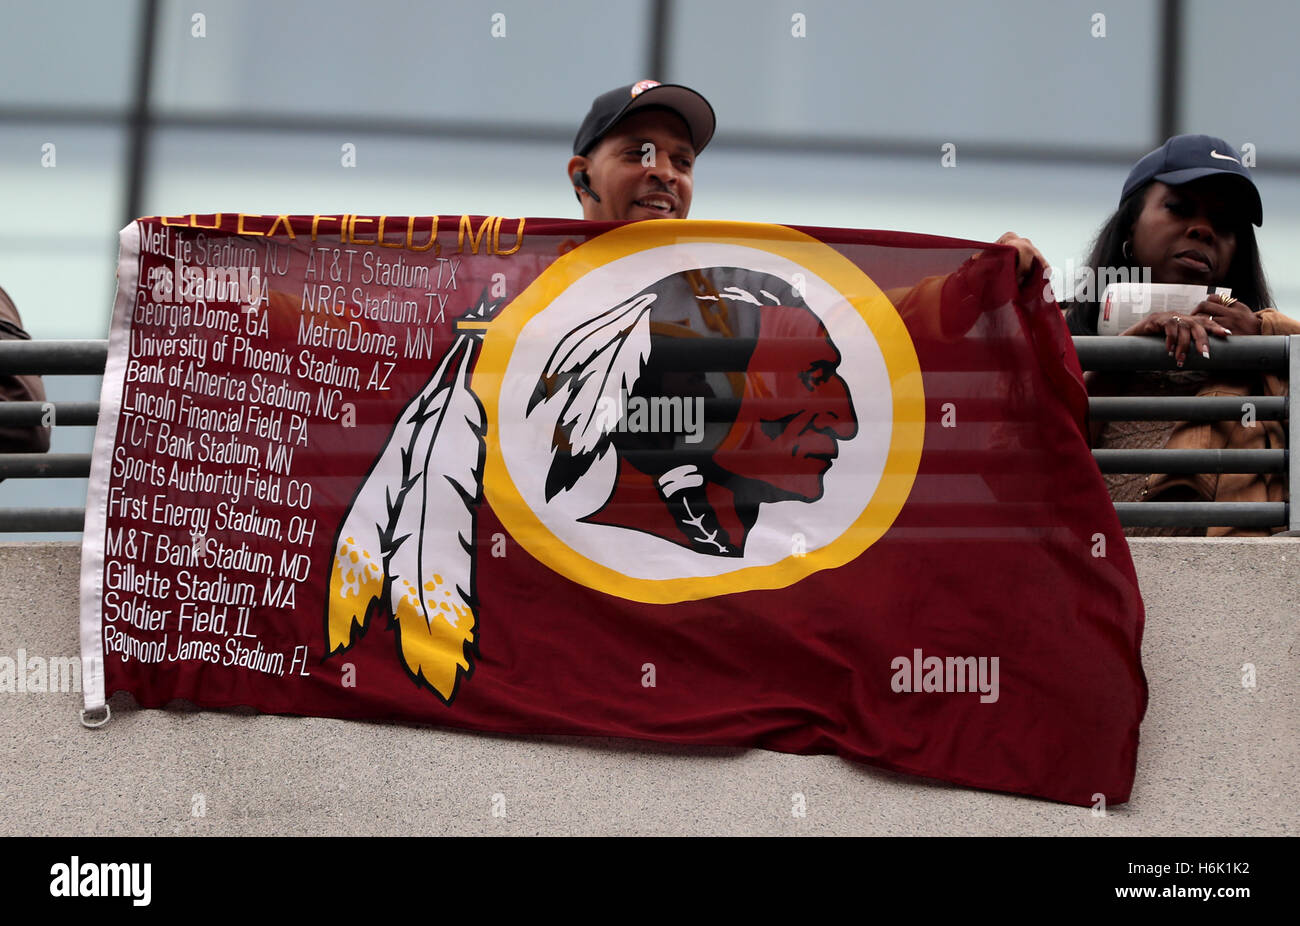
(19, 105, 1300, 173)
(1114, 502, 1287, 528)
(0, 402, 100, 426)
(1072, 336, 1289, 372)
(0, 508, 87, 532)
(0, 501, 1286, 533)
(0, 453, 91, 478)
(1093, 449, 1285, 474)
(0, 105, 128, 126)
(612, 447, 1287, 476)
(1088, 396, 1286, 421)
(0, 340, 108, 375)
(3, 448, 1281, 480)
(9, 337, 1289, 377)
(0, 447, 1279, 481)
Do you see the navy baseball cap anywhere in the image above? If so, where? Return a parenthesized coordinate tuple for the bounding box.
(1121, 134, 1262, 226)
(573, 80, 716, 157)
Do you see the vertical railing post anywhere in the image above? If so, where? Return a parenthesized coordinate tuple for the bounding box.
(1289, 335, 1299, 533)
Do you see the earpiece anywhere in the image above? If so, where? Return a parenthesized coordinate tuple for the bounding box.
(573, 170, 601, 203)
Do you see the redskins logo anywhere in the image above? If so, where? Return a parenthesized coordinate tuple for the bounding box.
(477, 222, 924, 604)
(326, 221, 923, 702)
(630, 79, 661, 97)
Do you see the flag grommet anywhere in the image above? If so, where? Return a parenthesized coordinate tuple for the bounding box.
(79, 705, 111, 729)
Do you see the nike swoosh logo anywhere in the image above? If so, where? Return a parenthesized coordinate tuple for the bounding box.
(1209, 149, 1240, 163)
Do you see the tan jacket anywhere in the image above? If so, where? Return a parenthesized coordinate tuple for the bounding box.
(0, 285, 51, 454)
(1145, 309, 1299, 536)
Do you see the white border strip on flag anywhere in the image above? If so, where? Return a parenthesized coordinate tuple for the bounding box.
(79, 221, 142, 712)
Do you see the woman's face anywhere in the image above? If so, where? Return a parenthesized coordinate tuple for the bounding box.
(1130, 179, 1246, 286)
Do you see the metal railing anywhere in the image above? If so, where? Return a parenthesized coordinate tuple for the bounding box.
(0, 339, 108, 532)
(1, 336, 1296, 533)
(1074, 336, 1296, 532)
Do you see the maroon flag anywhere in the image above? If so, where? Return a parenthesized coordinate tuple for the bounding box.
(82, 214, 1145, 805)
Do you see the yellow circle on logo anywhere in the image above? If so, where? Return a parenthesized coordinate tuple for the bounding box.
(474, 221, 924, 603)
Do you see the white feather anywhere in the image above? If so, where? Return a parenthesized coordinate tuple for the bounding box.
(546, 293, 655, 453)
(721, 286, 762, 305)
(386, 335, 484, 700)
(327, 361, 446, 654)
(544, 293, 656, 378)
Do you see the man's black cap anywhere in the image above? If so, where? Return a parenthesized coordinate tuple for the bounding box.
(573, 80, 716, 157)
(1121, 134, 1262, 226)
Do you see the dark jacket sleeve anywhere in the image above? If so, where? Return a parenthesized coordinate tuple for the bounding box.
(0, 286, 53, 454)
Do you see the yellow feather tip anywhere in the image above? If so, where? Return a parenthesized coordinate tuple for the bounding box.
(327, 544, 382, 651)
(394, 592, 475, 700)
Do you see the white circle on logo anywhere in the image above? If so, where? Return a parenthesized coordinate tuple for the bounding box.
(496, 243, 894, 581)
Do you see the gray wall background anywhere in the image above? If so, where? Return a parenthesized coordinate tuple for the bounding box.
(1, 539, 1295, 835)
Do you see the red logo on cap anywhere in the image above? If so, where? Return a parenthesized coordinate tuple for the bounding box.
(631, 80, 660, 97)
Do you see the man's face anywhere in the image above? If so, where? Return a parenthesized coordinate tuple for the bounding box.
(1131, 179, 1243, 286)
(711, 306, 857, 501)
(570, 109, 695, 221)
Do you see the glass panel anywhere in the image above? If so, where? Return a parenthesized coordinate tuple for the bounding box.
(1181, 0, 1300, 158)
(668, 0, 1159, 148)
(144, 128, 579, 218)
(0, 0, 140, 107)
(0, 124, 125, 338)
(153, 0, 653, 126)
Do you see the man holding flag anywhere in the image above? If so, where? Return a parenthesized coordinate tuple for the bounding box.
(566, 80, 1050, 282)
(567, 80, 712, 222)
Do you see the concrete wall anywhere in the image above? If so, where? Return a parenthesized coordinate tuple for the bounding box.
(1, 539, 1295, 836)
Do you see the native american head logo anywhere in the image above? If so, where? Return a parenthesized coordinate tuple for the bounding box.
(527, 267, 858, 557)
(322, 234, 912, 704)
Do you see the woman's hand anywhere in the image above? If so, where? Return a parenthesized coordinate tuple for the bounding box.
(1121, 311, 1230, 368)
(1191, 294, 1261, 336)
(994, 232, 1049, 285)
